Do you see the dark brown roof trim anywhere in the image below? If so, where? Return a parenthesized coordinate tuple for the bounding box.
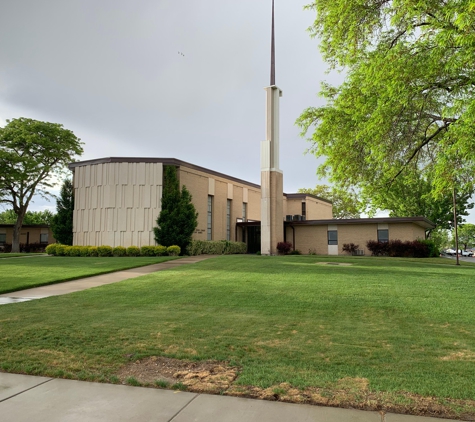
(285, 216, 435, 229)
(284, 193, 333, 205)
(68, 157, 261, 190)
(0, 224, 51, 228)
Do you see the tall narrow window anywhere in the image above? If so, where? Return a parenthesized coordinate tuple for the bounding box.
(207, 196, 213, 240)
(0, 233, 6, 245)
(377, 229, 389, 243)
(301, 201, 306, 219)
(328, 230, 338, 245)
(40, 233, 49, 244)
(242, 203, 247, 222)
(226, 199, 232, 241)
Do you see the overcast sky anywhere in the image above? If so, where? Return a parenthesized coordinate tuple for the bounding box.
(1, 0, 473, 224)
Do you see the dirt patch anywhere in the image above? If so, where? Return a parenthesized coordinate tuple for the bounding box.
(117, 356, 239, 393)
(116, 358, 475, 420)
(440, 350, 475, 361)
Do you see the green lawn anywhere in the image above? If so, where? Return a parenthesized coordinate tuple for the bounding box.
(1, 255, 474, 418)
(0, 253, 46, 259)
(0, 256, 178, 294)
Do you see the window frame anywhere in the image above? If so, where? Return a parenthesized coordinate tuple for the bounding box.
(327, 230, 338, 245)
(377, 229, 389, 243)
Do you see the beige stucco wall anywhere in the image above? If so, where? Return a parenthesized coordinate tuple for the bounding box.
(291, 222, 427, 255)
(73, 162, 163, 247)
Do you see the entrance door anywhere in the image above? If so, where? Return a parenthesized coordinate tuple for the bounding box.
(247, 226, 261, 254)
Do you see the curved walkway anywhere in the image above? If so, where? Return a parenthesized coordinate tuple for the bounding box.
(0, 255, 215, 305)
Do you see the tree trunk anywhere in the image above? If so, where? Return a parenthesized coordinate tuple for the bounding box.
(11, 210, 25, 253)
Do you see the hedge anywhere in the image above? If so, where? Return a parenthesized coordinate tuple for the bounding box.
(366, 239, 439, 258)
(187, 240, 247, 256)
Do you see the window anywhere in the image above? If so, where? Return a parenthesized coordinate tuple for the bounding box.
(40, 233, 49, 244)
(0, 233, 6, 245)
(242, 203, 247, 222)
(328, 230, 338, 245)
(377, 229, 389, 243)
(301, 201, 306, 218)
(207, 195, 213, 240)
(226, 199, 231, 241)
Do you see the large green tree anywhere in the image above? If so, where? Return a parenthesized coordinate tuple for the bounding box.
(0, 209, 54, 225)
(0, 118, 83, 252)
(456, 223, 475, 250)
(154, 166, 198, 254)
(50, 179, 74, 245)
(298, 184, 362, 218)
(298, 0, 475, 213)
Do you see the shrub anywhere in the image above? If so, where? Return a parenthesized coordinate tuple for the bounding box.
(79, 246, 90, 257)
(97, 245, 113, 257)
(167, 245, 181, 256)
(289, 249, 302, 255)
(419, 238, 439, 257)
(88, 246, 98, 257)
(367, 239, 433, 258)
(127, 246, 140, 257)
(68, 246, 82, 257)
(113, 246, 127, 257)
(56, 244, 67, 256)
(154, 245, 168, 256)
(342, 243, 359, 255)
(140, 246, 156, 257)
(308, 248, 317, 255)
(276, 241, 292, 255)
(20, 242, 46, 253)
(0, 244, 12, 253)
(186, 240, 247, 256)
(45, 243, 58, 256)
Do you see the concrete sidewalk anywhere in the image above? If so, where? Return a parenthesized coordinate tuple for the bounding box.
(0, 373, 457, 422)
(0, 255, 215, 305)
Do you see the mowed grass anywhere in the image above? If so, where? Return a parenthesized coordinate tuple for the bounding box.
(0, 253, 46, 259)
(0, 256, 178, 294)
(1, 255, 474, 412)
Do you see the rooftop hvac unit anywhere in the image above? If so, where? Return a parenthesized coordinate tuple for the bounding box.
(293, 215, 303, 221)
(286, 215, 293, 222)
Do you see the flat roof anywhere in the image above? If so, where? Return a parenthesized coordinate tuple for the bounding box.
(286, 216, 435, 229)
(284, 193, 332, 205)
(68, 157, 262, 189)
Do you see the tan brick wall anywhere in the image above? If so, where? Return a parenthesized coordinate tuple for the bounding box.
(179, 165, 261, 242)
(306, 197, 333, 219)
(292, 222, 428, 255)
(284, 198, 303, 218)
(0, 226, 55, 246)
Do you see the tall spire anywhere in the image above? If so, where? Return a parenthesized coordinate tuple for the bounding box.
(270, 0, 275, 86)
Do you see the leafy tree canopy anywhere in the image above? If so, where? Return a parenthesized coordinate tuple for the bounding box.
(298, 184, 362, 218)
(0, 209, 54, 225)
(154, 166, 198, 254)
(0, 118, 83, 251)
(298, 0, 475, 212)
(51, 179, 74, 245)
(455, 223, 475, 250)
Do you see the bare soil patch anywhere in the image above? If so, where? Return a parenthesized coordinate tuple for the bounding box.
(117, 356, 238, 393)
(117, 357, 475, 420)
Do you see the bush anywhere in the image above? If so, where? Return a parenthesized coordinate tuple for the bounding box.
(20, 242, 47, 253)
(79, 246, 90, 257)
(88, 246, 98, 257)
(186, 240, 247, 256)
(56, 244, 67, 256)
(97, 245, 113, 257)
(68, 246, 82, 257)
(289, 249, 302, 255)
(167, 245, 181, 256)
(366, 239, 433, 258)
(342, 243, 359, 255)
(45, 243, 58, 256)
(112, 246, 127, 257)
(419, 238, 439, 257)
(276, 241, 292, 255)
(127, 246, 140, 257)
(154, 245, 168, 256)
(140, 246, 156, 257)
